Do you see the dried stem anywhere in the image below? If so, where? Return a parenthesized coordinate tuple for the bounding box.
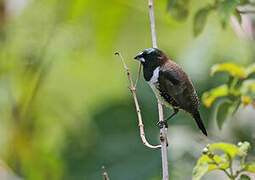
(134, 63, 141, 89)
(115, 51, 161, 149)
(148, 0, 169, 179)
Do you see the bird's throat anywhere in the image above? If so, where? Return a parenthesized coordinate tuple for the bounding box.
(149, 67, 160, 83)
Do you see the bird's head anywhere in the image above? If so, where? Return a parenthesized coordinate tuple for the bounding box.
(134, 48, 163, 66)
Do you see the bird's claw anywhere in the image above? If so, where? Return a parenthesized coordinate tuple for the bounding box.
(157, 120, 168, 129)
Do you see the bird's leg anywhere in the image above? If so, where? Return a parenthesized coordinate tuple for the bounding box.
(157, 108, 179, 128)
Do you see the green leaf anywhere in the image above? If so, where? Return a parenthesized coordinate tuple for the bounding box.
(215, 98, 232, 129)
(218, 0, 239, 28)
(245, 63, 255, 78)
(167, 0, 189, 21)
(238, 0, 250, 5)
(244, 162, 255, 173)
(211, 63, 246, 79)
(193, 7, 211, 36)
(202, 85, 228, 107)
(198, 154, 229, 170)
(210, 96, 240, 129)
(228, 77, 242, 95)
(228, 98, 241, 115)
(240, 80, 255, 100)
(239, 174, 251, 180)
(233, 9, 242, 24)
(192, 163, 209, 180)
(209, 143, 246, 159)
(237, 141, 251, 153)
(241, 95, 253, 107)
(193, 153, 229, 180)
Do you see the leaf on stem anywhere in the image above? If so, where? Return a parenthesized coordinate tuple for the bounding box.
(211, 63, 245, 79)
(240, 80, 255, 104)
(233, 9, 242, 24)
(241, 96, 252, 107)
(237, 141, 251, 153)
(245, 63, 255, 78)
(218, 0, 239, 28)
(192, 153, 228, 180)
(202, 85, 228, 107)
(239, 174, 251, 180)
(193, 7, 211, 37)
(214, 98, 233, 129)
(244, 162, 255, 173)
(209, 143, 246, 159)
(167, 0, 189, 21)
(192, 162, 209, 180)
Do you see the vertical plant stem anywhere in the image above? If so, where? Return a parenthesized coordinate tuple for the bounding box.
(102, 166, 110, 180)
(148, 0, 169, 179)
(148, 0, 158, 48)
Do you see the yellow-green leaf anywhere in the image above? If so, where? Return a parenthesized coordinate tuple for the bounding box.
(240, 80, 255, 99)
(250, 84, 255, 91)
(209, 143, 246, 159)
(192, 163, 209, 180)
(211, 63, 246, 79)
(244, 163, 255, 173)
(242, 96, 252, 107)
(237, 141, 251, 153)
(245, 63, 255, 77)
(202, 85, 228, 107)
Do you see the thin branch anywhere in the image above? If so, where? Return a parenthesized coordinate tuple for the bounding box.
(115, 51, 161, 149)
(102, 166, 110, 180)
(237, 9, 255, 14)
(134, 63, 141, 89)
(222, 169, 233, 179)
(148, 0, 169, 179)
(148, 0, 158, 48)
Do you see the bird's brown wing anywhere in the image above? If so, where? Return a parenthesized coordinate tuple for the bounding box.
(159, 62, 199, 113)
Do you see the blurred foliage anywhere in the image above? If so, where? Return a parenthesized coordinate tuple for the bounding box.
(193, 141, 255, 180)
(167, 0, 252, 36)
(202, 62, 255, 129)
(0, 0, 254, 179)
(167, 0, 190, 21)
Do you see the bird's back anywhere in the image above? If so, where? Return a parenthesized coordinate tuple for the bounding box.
(159, 59, 199, 114)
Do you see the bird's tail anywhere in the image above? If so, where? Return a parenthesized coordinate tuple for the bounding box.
(192, 111, 207, 136)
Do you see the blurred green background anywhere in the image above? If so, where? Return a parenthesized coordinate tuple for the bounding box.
(0, 0, 254, 179)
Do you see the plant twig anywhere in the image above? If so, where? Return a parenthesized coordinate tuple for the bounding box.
(148, 0, 169, 179)
(148, 0, 157, 48)
(237, 9, 255, 14)
(222, 169, 233, 179)
(102, 166, 110, 180)
(115, 51, 161, 149)
(134, 63, 141, 89)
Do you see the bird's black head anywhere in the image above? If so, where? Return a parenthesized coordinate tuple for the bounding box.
(134, 48, 162, 66)
(134, 48, 163, 81)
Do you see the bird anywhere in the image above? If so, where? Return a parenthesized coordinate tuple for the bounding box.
(134, 48, 207, 136)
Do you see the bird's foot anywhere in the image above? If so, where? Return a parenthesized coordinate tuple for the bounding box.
(157, 120, 168, 129)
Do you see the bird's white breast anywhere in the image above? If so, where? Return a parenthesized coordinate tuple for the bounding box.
(148, 66, 173, 108)
(149, 66, 160, 83)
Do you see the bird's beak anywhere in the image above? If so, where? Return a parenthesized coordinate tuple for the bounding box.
(134, 52, 145, 62)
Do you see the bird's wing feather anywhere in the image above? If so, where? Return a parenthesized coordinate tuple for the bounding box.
(159, 68, 185, 95)
(159, 63, 199, 112)
(160, 71, 180, 85)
